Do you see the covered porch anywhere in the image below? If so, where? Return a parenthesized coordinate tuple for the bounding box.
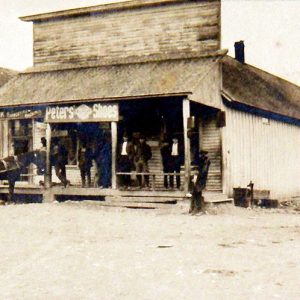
(0, 56, 226, 204)
(42, 95, 193, 195)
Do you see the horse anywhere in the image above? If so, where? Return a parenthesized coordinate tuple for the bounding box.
(0, 150, 46, 204)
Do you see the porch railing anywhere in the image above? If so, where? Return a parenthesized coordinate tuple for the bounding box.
(116, 171, 185, 191)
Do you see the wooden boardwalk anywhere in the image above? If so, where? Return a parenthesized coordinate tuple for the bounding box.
(0, 184, 232, 209)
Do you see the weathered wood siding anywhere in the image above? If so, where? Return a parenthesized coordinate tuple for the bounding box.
(200, 117, 222, 192)
(33, 1, 220, 67)
(222, 107, 300, 199)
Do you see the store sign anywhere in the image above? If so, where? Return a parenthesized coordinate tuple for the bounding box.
(0, 109, 43, 119)
(45, 103, 119, 123)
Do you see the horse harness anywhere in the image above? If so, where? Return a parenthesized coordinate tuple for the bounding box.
(0, 156, 21, 173)
(0, 159, 8, 171)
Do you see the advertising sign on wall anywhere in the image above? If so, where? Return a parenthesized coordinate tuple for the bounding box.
(45, 103, 119, 123)
(0, 109, 43, 119)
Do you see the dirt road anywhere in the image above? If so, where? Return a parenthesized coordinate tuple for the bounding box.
(0, 202, 299, 300)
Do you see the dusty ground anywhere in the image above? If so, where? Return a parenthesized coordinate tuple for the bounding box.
(0, 202, 299, 300)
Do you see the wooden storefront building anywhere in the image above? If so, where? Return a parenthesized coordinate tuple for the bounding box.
(0, 0, 299, 204)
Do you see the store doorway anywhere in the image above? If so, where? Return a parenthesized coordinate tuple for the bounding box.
(119, 97, 183, 141)
(117, 97, 184, 190)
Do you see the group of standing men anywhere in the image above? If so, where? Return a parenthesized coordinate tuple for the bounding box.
(49, 136, 112, 188)
(118, 133, 184, 190)
(160, 136, 183, 189)
(118, 133, 152, 188)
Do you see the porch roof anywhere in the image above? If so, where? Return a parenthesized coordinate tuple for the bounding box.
(0, 58, 218, 108)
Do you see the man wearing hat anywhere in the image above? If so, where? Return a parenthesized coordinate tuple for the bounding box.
(134, 135, 152, 188)
(118, 134, 135, 188)
(160, 135, 171, 189)
(78, 141, 94, 188)
(189, 150, 210, 214)
(99, 132, 112, 188)
(51, 138, 69, 187)
(169, 136, 183, 189)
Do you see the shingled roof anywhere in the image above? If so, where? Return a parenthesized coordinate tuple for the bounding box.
(222, 55, 300, 121)
(0, 58, 218, 108)
(0, 67, 17, 88)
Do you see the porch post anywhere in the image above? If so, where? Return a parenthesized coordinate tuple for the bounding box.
(111, 121, 117, 189)
(183, 98, 191, 193)
(29, 118, 35, 185)
(44, 123, 52, 188)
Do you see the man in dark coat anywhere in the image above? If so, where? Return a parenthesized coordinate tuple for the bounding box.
(169, 137, 183, 189)
(189, 150, 211, 214)
(160, 136, 171, 189)
(52, 139, 69, 187)
(118, 135, 135, 188)
(78, 142, 94, 187)
(98, 133, 112, 188)
(134, 136, 152, 188)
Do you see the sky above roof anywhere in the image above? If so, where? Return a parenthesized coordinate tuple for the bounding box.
(0, 0, 299, 86)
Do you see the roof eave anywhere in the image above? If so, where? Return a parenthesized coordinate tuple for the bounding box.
(221, 91, 300, 124)
(20, 0, 217, 22)
(0, 92, 192, 109)
(22, 49, 228, 74)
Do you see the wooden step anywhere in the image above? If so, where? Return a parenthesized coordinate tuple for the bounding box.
(103, 196, 179, 209)
(203, 192, 233, 203)
(100, 201, 175, 209)
(206, 182, 222, 186)
(207, 178, 222, 181)
(206, 188, 223, 192)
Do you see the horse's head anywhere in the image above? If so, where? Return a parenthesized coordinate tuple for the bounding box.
(32, 150, 46, 175)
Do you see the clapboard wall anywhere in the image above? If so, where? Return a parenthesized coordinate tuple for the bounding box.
(31, 0, 220, 68)
(200, 117, 222, 192)
(222, 107, 300, 199)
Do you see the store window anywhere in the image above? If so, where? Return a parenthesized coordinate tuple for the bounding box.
(9, 119, 32, 155)
(9, 119, 33, 182)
